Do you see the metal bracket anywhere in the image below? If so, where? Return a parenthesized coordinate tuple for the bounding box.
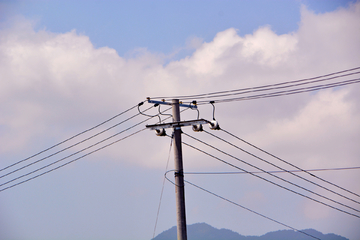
(146, 119, 209, 130)
(174, 170, 184, 177)
(147, 99, 197, 109)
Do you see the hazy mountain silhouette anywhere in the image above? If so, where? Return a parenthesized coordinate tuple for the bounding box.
(153, 222, 348, 240)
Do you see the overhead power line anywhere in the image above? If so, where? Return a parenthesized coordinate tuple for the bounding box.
(184, 131, 360, 213)
(0, 103, 143, 173)
(152, 136, 173, 240)
(185, 180, 320, 240)
(0, 105, 153, 180)
(166, 71, 360, 101)
(203, 130, 360, 205)
(184, 166, 360, 175)
(0, 128, 146, 193)
(179, 134, 360, 219)
(0, 105, 182, 193)
(202, 78, 360, 104)
(150, 66, 360, 102)
(220, 128, 360, 199)
(164, 168, 320, 240)
(184, 132, 360, 213)
(0, 115, 151, 190)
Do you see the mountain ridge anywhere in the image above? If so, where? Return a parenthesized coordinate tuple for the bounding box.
(153, 222, 349, 240)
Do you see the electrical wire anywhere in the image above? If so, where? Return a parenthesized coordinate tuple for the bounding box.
(163, 168, 320, 240)
(185, 180, 320, 240)
(195, 78, 360, 104)
(0, 128, 146, 192)
(163, 71, 360, 102)
(150, 66, 360, 101)
(220, 128, 360, 198)
(0, 115, 152, 189)
(0, 105, 174, 192)
(138, 102, 162, 123)
(179, 136, 360, 219)
(183, 132, 360, 214)
(0, 105, 154, 180)
(203, 130, 360, 205)
(194, 74, 360, 101)
(0, 104, 186, 193)
(152, 135, 173, 240)
(183, 166, 360, 175)
(0, 103, 142, 173)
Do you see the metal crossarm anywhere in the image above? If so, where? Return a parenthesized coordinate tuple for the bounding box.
(146, 119, 209, 130)
(147, 99, 197, 109)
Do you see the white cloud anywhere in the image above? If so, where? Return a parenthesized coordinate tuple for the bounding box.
(1, 3, 360, 239)
(240, 26, 298, 66)
(1, 2, 359, 165)
(166, 26, 298, 78)
(0, 3, 359, 166)
(296, 3, 360, 69)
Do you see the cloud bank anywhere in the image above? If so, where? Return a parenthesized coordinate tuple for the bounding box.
(1, 2, 360, 240)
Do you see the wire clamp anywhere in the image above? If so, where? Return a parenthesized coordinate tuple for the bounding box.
(209, 120, 220, 130)
(174, 170, 184, 177)
(209, 101, 220, 130)
(155, 128, 166, 136)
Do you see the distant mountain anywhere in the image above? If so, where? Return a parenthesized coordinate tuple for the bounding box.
(153, 222, 348, 240)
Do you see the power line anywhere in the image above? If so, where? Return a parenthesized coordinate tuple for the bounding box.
(0, 116, 152, 189)
(152, 135, 173, 240)
(0, 105, 154, 180)
(150, 66, 360, 101)
(166, 71, 360, 101)
(179, 135, 360, 218)
(183, 132, 360, 214)
(0, 103, 142, 173)
(197, 74, 360, 101)
(196, 78, 360, 104)
(164, 168, 320, 240)
(184, 180, 320, 240)
(184, 166, 360, 175)
(0, 105, 182, 192)
(203, 130, 360, 205)
(0, 128, 146, 192)
(220, 128, 360, 198)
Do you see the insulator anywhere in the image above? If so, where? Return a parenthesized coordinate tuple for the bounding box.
(209, 120, 220, 130)
(192, 124, 203, 132)
(155, 128, 166, 136)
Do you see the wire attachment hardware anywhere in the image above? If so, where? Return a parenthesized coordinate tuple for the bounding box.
(192, 124, 203, 132)
(155, 128, 166, 136)
(190, 100, 203, 132)
(138, 101, 162, 124)
(208, 101, 220, 130)
(210, 101, 216, 120)
(158, 104, 172, 118)
(209, 120, 220, 130)
(138, 101, 167, 135)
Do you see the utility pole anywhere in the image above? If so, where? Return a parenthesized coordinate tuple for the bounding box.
(145, 99, 209, 240)
(172, 99, 187, 240)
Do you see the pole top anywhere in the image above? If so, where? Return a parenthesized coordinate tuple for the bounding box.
(147, 99, 197, 109)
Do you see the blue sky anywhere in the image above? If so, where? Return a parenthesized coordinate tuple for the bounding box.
(0, 1, 359, 240)
(2, 0, 355, 56)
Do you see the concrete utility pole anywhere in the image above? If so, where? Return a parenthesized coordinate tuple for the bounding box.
(172, 99, 187, 240)
(146, 99, 208, 240)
